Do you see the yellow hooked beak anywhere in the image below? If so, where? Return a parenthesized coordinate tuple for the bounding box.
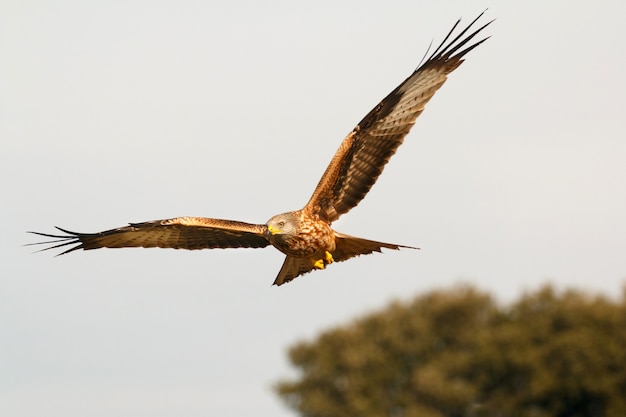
(267, 225, 282, 235)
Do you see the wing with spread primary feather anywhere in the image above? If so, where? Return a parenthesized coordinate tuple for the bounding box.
(28, 217, 270, 255)
(306, 12, 492, 222)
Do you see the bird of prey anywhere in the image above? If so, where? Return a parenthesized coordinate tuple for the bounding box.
(29, 13, 492, 286)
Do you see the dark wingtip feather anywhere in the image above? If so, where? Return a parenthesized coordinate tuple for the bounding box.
(26, 228, 84, 255)
(416, 10, 494, 72)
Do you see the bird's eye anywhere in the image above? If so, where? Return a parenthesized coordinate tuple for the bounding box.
(277, 221, 285, 228)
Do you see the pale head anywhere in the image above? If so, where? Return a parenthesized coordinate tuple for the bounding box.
(266, 212, 300, 238)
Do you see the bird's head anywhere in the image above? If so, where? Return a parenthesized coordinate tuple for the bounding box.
(266, 212, 299, 239)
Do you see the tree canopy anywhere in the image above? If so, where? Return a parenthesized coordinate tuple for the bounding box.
(275, 285, 626, 417)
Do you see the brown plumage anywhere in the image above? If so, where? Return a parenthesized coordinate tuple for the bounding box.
(29, 13, 492, 285)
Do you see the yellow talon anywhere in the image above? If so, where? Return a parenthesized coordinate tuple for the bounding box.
(311, 252, 334, 270)
(325, 251, 334, 264)
(313, 258, 325, 269)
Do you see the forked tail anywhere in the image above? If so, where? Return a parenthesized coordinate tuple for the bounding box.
(272, 232, 417, 286)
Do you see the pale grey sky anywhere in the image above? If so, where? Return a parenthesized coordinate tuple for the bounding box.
(2, 1, 625, 416)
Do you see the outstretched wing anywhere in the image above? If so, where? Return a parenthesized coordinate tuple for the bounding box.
(305, 12, 492, 222)
(28, 217, 270, 255)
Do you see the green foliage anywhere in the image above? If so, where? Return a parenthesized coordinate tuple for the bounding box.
(276, 285, 626, 417)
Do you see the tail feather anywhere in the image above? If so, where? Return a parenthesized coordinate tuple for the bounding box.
(272, 232, 417, 286)
(273, 256, 318, 286)
(332, 232, 417, 262)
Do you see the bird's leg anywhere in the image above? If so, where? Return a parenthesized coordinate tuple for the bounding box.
(312, 258, 326, 269)
(311, 251, 334, 270)
(324, 251, 334, 265)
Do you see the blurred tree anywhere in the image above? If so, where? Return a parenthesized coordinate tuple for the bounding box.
(275, 285, 626, 417)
